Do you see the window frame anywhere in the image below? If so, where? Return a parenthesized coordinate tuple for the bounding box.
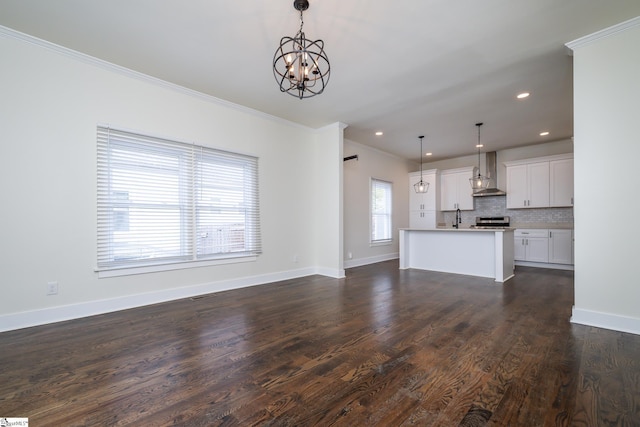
(370, 177, 393, 246)
(96, 125, 261, 277)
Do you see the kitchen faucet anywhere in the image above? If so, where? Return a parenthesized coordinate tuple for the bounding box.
(453, 208, 461, 229)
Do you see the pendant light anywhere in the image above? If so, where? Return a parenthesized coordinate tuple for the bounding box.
(470, 122, 490, 191)
(414, 136, 429, 193)
(273, 0, 330, 99)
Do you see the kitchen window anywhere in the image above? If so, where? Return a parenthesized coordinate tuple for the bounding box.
(97, 125, 261, 276)
(370, 178, 392, 245)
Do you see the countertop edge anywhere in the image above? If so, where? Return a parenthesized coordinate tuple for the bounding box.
(400, 227, 515, 232)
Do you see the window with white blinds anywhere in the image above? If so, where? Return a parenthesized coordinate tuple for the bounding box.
(371, 178, 392, 244)
(97, 126, 261, 272)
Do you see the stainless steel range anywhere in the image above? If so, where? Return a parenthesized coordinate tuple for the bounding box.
(471, 216, 511, 229)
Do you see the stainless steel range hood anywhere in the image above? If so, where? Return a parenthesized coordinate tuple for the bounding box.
(472, 151, 506, 197)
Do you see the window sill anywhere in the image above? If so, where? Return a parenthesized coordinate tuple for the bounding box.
(370, 240, 392, 247)
(96, 255, 257, 278)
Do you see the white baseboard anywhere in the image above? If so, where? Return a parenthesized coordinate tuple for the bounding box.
(344, 253, 398, 269)
(0, 266, 326, 333)
(515, 261, 574, 271)
(314, 266, 346, 279)
(571, 307, 640, 336)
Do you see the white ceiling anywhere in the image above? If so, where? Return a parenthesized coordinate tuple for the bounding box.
(1, 1, 639, 162)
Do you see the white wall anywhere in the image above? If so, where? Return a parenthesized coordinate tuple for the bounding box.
(343, 139, 413, 268)
(569, 18, 640, 335)
(313, 123, 347, 277)
(0, 30, 343, 331)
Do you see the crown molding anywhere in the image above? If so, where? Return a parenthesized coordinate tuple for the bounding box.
(0, 25, 311, 131)
(566, 16, 640, 52)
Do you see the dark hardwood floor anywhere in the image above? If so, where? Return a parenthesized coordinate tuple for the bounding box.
(1, 261, 639, 426)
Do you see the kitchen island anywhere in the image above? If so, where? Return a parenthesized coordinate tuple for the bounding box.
(399, 228, 515, 282)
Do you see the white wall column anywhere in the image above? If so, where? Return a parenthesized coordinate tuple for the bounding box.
(567, 17, 640, 335)
(313, 122, 348, 278)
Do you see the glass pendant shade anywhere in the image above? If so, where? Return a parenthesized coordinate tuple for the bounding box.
(414, 179, 429, 193)
(470, 171, 490, 190)
(469, 122, 490, 191)
(414, 135, 428, 193)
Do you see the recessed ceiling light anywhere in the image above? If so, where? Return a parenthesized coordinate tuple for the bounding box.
(476, 144, 484, 148)
(540, 131, 550, 136)
(426, 152, 432, 156)
(517, 92, 530, 99)
(375, 131, 383, 136)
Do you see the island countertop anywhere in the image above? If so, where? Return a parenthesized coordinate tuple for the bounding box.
(399, 228, 514, 282)
(400, 227, 515, 232)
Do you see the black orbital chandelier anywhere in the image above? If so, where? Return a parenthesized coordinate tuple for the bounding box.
(273, 0, 330, 99)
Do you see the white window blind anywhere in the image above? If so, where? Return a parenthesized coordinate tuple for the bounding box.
(371, 178, 392, 243)
(97, 126, 261, 271)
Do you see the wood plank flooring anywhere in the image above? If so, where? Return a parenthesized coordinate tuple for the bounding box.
(1, 261, 639, 426)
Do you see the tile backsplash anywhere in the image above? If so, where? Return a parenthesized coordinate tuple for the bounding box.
(441, 196, 573, 226)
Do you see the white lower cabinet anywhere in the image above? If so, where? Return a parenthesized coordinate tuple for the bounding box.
(514, 228, 573, 266)
(549, 229, 573, 264)
(514, 229, 549, 263)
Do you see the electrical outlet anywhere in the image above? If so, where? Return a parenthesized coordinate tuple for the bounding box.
(348, 252, 353, 259)
(47, 281, 58, 295)
(293, 254, 299, 263)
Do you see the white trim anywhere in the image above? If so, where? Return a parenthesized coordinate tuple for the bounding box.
(370, 240, 392, 247)
(314, 122, 349, 133)
(0, 267, 317, 333)
(503, 153, 573, 168)
(344, 253, 399, 269)
(315, 267, 346, 279)
(514, 261, 574, 271)
(571, 307, 640, 336)
(0, 25, 309, 131)
(565, 16, 640, 52)
(440, 166, 474, 175)
(97, 256, 258, 278)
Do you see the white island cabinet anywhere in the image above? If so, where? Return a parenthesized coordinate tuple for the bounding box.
(399, 228, 515, 282)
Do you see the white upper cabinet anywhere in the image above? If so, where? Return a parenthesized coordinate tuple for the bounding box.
(549, 158, 574, 207)
(440, 167, 474, 211)
(506, 162, 549, 208)
(409, 170, 438, 211)
(505, 154, 572, 209)
(409, 170, 439, 228)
